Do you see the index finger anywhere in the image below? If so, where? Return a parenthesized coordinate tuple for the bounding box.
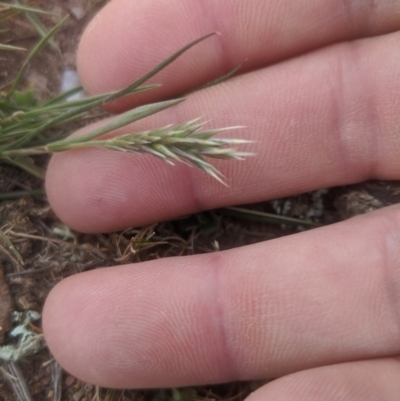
(77, 0, 400, 110)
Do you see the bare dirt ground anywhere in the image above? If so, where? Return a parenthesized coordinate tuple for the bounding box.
(1, 1, 400, 400)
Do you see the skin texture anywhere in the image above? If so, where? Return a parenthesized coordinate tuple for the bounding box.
(44, 0, 400, 398)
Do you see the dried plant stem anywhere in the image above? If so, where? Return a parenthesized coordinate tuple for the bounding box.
(0, 361, 33, 401)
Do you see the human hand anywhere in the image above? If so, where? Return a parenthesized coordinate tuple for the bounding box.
(43, 0, 400, 398)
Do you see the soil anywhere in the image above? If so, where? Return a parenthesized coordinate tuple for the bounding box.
(1, 2, 400, 401)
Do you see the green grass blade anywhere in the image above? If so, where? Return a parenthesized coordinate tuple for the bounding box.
(1, 99, 185, 154)
(22, 7, 60, 53)
(5, 14, 68, 100)
(5, 86, 166, 150)
(47, 98, 184, 150)
(0, 2, 57, 15)
(40, 84, 160, 110)
(0, 43, 26, 51)
(103, 33, 216, 104)
(41, 86, 84, 106)
(3, 156, 45, 178)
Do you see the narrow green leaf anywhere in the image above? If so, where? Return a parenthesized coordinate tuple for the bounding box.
(103, 33, 216, 104)
(5, 15, 68, 100)
(40, 84, 159, 111)
(3, 156, 45, 178)
(41, 85, 84, 106)
(0, 43, 26, 51)
(19, 0, 61, 53)
(46, 98, 184, 150)
(8, 88, 162, 150)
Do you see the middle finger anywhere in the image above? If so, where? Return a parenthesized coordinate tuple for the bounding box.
(47, 31, 400, 232)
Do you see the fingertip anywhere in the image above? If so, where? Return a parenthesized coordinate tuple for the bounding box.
(45, 144, 201, 233)
(44, 149, 107, 233)
(76, 0, 224, 111)
(42, 268, 125, 386)
(42, 258, 234, 388)
(42, 273, 95, 381)
(246, 359, 400, 401)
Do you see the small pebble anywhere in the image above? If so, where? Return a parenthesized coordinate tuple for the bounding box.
(60, 69, 84, 100)
(70, 6, 85, 20)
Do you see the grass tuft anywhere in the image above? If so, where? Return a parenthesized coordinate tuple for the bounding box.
(0, 17, 251, 182)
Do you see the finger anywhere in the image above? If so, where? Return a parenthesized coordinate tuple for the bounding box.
(47, 32, 400, 233)
(43, 205, 400, 388)
(77, 0, 400, 110)
(248, 358, 400, 401)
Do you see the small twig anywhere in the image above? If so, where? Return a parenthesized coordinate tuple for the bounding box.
(0, 189, 45, 200)
(7, 265, 57, 277)
(0, 361, 33, 401)
(51, 360, 62, 401)
(0, 231, 23, 270)
(92, 386, 101, 401)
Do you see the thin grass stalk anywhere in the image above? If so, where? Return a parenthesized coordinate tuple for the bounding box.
(0, 43, 26, 51)
(183, 62, 244, 95)
(103, 32, 216, 104)
(3, 155, 45, 178)
(17, 0, 60, 53)
(51, 360, 62, 401)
